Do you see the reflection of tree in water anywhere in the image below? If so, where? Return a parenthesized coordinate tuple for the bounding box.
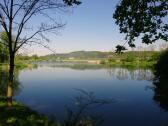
(152, 49, 168, 111)
(0, 86, 111, 126)
(153, 78, 168, 111)
(107, 67, 154, 81)
(108, 68, 129, 80)
(130, 69, 154, 81)
(64, 89, 112, 126)
(0, 68, 21, 98)
(0, 68, 8, 96)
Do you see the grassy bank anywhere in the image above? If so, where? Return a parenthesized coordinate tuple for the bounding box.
(0, 95, 103, 126)
(0, 61, 36, 70)
(0, 97, 60, 126)
(102, 60, 156, 69)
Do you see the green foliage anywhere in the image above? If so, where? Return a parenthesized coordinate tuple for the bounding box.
(100, 60, 106, 64)
(32, 55, 39, 60)
(0, 69, 8, 96)
(0, 68, 21, 97)
(153, 49, 168, 111)
(0, 32, 9, 63)
(148, 52, 160, 61)
(0, 89, 111, 126)
(113, 0, 168, 47)
(125, 53, 136, 62)
(15, 51, 160, 64)
(106, 51, 158, 68)
(115, 45, 127, 54)
(0, 104, 60, 126)
(16, 54, 30, 61)
(155, 49, 168, 78)
(153, 77, 168, 111)
(108, 58, 116, 62)
(0, 44, 8, 62)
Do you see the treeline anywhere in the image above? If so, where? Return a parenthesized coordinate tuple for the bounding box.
(15, 51, 111, 61)
(42, 51, 160, 60)
(15, 51, 161, 62)
(0, 50, 161, 63)
(108, 51, 160, 62)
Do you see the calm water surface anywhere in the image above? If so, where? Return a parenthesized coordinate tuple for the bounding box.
(14, 63, 168, 126)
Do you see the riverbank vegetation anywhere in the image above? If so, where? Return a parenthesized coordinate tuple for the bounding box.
(0, 98, 106, 126)
(153, 49, 168, 111)
(14, 50, 161, 68)
(0, 50, 163, 70)
(0, 100, 61, 126)
(101, 51, 160, 68)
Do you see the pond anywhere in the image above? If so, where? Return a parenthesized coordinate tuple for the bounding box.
(1, 63, 168, 126)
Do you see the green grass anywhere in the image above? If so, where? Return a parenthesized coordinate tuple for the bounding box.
(15, 61, 29, 69)
(0, 61, 36, 70)
(0, 98, 60, 126)
(100, 59, 156, 69)
(0, 99, 96, 126)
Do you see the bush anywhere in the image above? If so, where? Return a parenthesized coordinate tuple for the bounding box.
(148, 52, 160, 61)
(100, 60, 106, 64)
(125, 54, 136, 62)
(155, 49, 168, 78)
(108, 58, 116, 62)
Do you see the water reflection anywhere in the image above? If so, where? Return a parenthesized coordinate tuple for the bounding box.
(0, 68, 8, 97)
(0, 64, 39, 105)
(64, 89, 112, 126)
(151, 63, 168, 125)
(153, 77, 168, 111)
(107, 68, 154, 81)
(1, 63, 168, 126)
(0, 67, 21, 98)
(36, 62, 154, 81)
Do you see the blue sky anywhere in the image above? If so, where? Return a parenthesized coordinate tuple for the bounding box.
(54, 0, 123, 50)
(26, 0, 166, 55)
(25, 0, 124, 55)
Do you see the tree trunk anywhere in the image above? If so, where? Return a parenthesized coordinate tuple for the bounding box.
(7, 54, 15, 107)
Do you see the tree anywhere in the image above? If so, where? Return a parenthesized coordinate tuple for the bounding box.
(0, 0, 81, 107)
(113, 0, 168, 47)
(153, 49, 168, 111)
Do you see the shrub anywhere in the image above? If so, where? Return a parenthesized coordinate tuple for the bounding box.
(148, 52, 160, 61)
(155, 49, 168, 78)
(125, 54, 136, 62)
(108, 58, 116, 62)
(100, 60, 106, 64)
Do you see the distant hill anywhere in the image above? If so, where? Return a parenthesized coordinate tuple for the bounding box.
(39, 51, 160, 61)
(41, 51, 113, 59)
